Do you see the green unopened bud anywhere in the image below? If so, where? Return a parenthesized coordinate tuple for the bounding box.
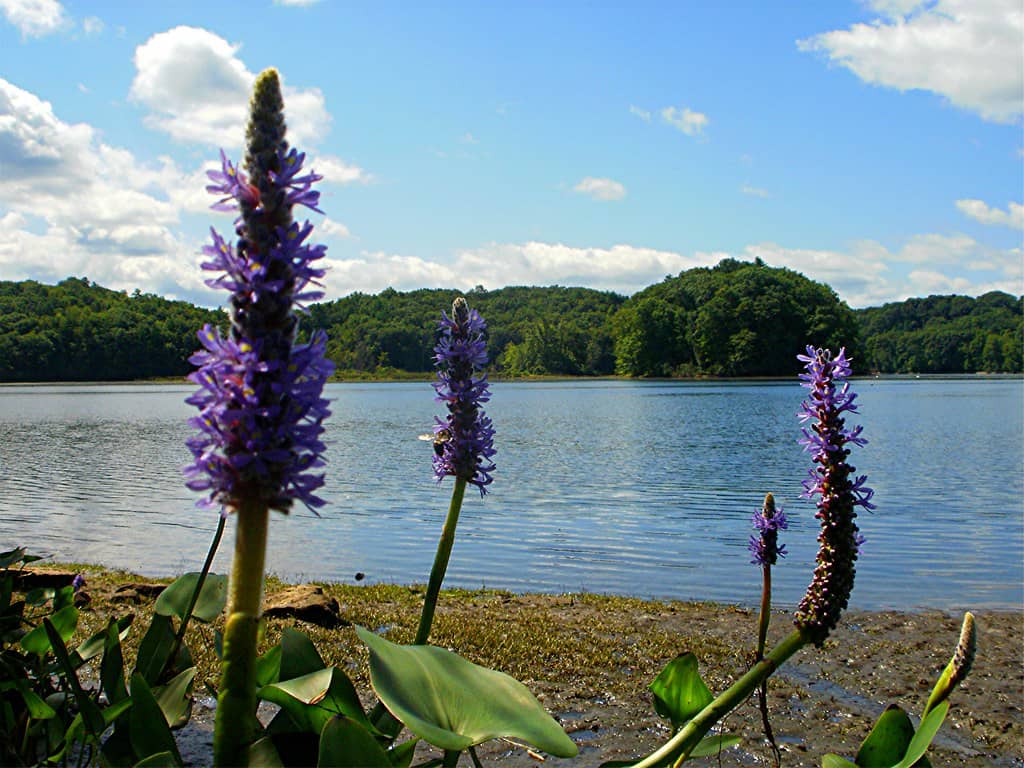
(924, 612, 976, 716)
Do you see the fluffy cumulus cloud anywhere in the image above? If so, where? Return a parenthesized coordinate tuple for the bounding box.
(129, 26, 331, 148)
(956, 199, 1024, 229)
(573, 176, 627, 201)
(661, 106, 708, 136)
(799, 0, 1024, 123)
(629, 105, 652, 122)
(0, 77, 215, 302)
(312, 155, 371, 185)
(0, 0, 67, 37)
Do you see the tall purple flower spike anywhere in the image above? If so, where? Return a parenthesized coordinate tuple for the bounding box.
(432, 297, 496, 495)
(185, 79, 333, 516)
(793, 346, 874, 645)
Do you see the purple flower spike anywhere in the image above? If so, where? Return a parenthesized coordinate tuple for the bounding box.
(432, 297, 496, 495)
(794, 345, 874, 646)
(185, 69, 334, 516)
(749, 493, 787, 566)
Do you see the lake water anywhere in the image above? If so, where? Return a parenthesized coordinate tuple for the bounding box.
(0, 378, 1020, 611)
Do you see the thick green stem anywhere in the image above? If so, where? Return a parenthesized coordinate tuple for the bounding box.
(415, 477, 468, 645)
(214, 501, 269, 768)
(632, 629, 810, 768)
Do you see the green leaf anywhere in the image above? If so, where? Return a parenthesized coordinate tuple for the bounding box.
(102, 618, 129, 704)
(256, 643, 282, 688)
(249, 736, 286, 767)
(855, 704, 915, 767)
(21, 604, 78, 655)
(72, 613, 133, 667)
(259, 667, 371, 736)
(154, 572, 228, 623)
(153, 667, 196, 729)
(16, 681, 56, 720)
(649, 653, 714, 730)
(135, 613, 177, 685)
(133, 751, 180, 767)
(823, 755, 859, 768)
(43, 617, 105, 739)
(129, 673, 183, 766)
(387, 738, 420, 768)
(891, 702, 949, 768)
(318, 716, 391, 767)
(279, 627, 326, 681)
(688, 734, 741, 758)
(0, 546, 26, 568)
(357, 626, 578, 758)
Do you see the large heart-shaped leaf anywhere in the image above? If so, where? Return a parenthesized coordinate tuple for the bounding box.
(855, 704, 914, 767)
(318, 716, 391, 767)
(357, 626, 577, 758)
(649, 653, 714, 730)
(279, 627, 326, 681)
(153, 667, 196, 729)
(259, 667, 371, 736)
(155, 573, 227, 623)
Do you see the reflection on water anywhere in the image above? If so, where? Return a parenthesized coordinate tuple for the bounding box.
(0, 378, 1021, 610)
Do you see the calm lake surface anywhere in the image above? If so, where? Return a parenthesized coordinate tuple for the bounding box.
(0, 378, 1020, 611)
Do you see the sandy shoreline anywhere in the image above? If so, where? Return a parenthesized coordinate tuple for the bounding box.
(47, 569, 1024, 767)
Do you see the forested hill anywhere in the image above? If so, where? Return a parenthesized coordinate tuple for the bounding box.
(0, 278, 223, 382)
(855, 292, 1022, 373)
(0, 266, 1020, 382)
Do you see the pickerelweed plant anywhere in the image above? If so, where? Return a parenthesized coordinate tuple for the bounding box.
(184, 68, 333, 767)
(621, 346, 878, 768)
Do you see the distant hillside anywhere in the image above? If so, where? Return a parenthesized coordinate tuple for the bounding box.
(0, 273, 1020, 382)
(855, 292, 1022, 373)
(0, 277, 223, 382)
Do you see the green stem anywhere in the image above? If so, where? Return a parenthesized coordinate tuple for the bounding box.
(213, 500, 269, 768)
(442, 749, 461, 767)
(168, 513, 226, 674)
(633, 629, 809, 768)
(415, 477, 468, 645)
(756, 566, 771, 659)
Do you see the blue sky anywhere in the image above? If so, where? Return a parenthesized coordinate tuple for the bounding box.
(0, 0, 1021, 308)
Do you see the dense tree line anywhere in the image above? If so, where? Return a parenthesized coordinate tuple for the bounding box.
(0, 268, 1020, 382)
(856, 292, 1022, 373)
(0, 278, 223, 382)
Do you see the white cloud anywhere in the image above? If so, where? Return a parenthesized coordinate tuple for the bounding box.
(573, 176, 626, 201)
(313, 155, 371, 185)
(629, 105, 652, 122)
(0, 0, 67, 37)
(81, 15, 103, 36)
(799, 0, 1024, 123)
(660, 106, 708, 136)
(741, 184, 770, 199)
(458, 132, 479, 144)
(956, 199, 1024, 229)
(129, 26, 331, 149)
(318, 218, 352, 239)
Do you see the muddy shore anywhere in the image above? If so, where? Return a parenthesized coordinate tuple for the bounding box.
(66, 571, 1022, 767)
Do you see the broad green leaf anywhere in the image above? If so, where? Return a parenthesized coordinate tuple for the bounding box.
(102, 618, 129, 704)
(154, 572, 228, 623)
(259, 667, 371, 736)
(16, 682, 56, 720)
(73, 613, 133, 667)
(43, 617, 105, 739)
(387, 738, 420, 768)
(649, 653, 714, 730)
(855, 704, 915, 767)
(153, 667, 196, 729)
(823, 755, 859, 768)
(21, 604, 78, 655)
(0, 546, 26, 568)
(129, 673, 183, 766)
(688, 734, 741, 758)
(279, 627, 326, 681)
(357, 626, 578, 758)
(135, 614, 177, 685)
(133, 751, 179, 767)
(256, 643, 283, 688)
(318, 716, 391, 767)
(249, 736, 286, 767)
(891, 702, 949, 768)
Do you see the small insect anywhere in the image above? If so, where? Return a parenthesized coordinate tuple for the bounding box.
(418, 428, 452, 456)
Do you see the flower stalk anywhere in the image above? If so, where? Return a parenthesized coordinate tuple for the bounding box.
(184, 68, 332, 767)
